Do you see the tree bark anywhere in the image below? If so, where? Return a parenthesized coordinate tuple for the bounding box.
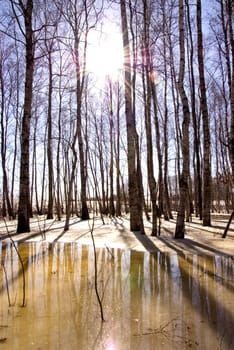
(120, 0, 144, 233)
(46, 51, 54, 219)
(108, 79, 115, 217)
(115, 82, 122, 217)
(142, 0, 158, 236)
(186, 0, 202, 219)
(16, 0, 34, 233)
(0, 52, 14, 218)
(226, 0, 234, 180)
(197, 0, 211, 226)
(175, 0, 190, 239)
(74, 12, 89, 221)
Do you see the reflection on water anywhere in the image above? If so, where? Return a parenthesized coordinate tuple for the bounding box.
(0, 242, 234, 349)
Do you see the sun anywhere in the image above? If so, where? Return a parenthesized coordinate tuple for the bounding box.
(87, 30, 124, 81)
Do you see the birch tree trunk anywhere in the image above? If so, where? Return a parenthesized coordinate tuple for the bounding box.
(0, 50, 14, 218)
(186, 0, 202, 219)
(74, 25, 89, 221)
(115, 82, 122, 217)
(142, 0, 158, 236)
(175, 0, 190, 239)
(226, 0, 234, 181)
(120, 0, 144, 233)
(108, 79, 115, 217)
(197, 0, 211, 226)
(15, 0, 34, 233)
(46, 50, 54, 219)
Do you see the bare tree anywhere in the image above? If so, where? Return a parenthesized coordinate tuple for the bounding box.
(114, 81, 122, 217)
(225, 0, 234, 178)
(107, 79, 115, 216)
(0, 38, 15, 218)
(175, 0, 190, 239)
(120, 0, 144, 233)
(42, 9, 59, 220)
(185, 0, 202, 219)
(142, 0, 158, 236)
(57, 0, 100, 229)
(8, 0, 35, 233)
(197, 0, 211, 226)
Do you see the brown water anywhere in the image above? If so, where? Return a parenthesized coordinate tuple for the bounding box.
(0, 242, 233, 350)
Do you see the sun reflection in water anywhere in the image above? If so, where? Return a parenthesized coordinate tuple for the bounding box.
(105, 337, 116, 350)
(1, 243, 234, 349)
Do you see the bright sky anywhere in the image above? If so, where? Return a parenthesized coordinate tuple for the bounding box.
(86, 22, 124, 82)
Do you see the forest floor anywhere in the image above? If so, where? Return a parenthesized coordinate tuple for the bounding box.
(1, 212, 234, 256)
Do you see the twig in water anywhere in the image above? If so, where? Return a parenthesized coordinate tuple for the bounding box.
(88, 216, 105, 322)
(37, 215, 56, 240)
(3, 219, 26, 307)
(104, 245, 115, 260)
(1, 259, 13, 306)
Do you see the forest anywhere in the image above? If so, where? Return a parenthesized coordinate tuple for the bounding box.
(0, 0, 234, 238)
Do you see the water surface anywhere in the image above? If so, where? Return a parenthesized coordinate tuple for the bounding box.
(0, 242, 233, 349)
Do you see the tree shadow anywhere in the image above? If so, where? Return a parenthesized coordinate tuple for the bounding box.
(148, 241, 234, 349)
(156, 233, 234, 294)
(174, 254, 234, 349)
(111, 216, 161, 252)
(132, 231, 161, 252)
(160, 228, 234, 257)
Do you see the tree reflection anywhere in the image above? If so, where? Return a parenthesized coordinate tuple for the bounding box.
(0, 244, 233, 349)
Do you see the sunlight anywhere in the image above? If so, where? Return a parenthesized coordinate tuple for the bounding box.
(87, 30, 124, 81)
(105, 337, 116, 350)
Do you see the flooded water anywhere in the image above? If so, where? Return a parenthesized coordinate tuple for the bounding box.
(0, 242, 234, 350)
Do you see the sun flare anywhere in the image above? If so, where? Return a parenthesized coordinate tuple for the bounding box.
(87, 32, 124, 81)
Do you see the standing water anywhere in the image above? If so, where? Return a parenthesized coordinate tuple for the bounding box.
(0, 242, 233, 349)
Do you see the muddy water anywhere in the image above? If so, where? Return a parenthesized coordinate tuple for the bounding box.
(0, 242, 233, 350)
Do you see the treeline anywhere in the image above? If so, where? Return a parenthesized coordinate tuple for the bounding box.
(0, 0, 233, 237)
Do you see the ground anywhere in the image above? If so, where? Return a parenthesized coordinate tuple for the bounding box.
(1, 213, 234, 256)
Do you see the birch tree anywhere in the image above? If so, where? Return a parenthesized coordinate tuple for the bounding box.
(197, 0, 211, 226)
(120, 0, 144, 233)
(175, 0, 190, 238)
(8, 0, 35, 233)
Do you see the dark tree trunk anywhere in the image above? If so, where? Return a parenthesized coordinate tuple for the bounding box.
(47, 52, 54, 219)
(186, 0, 202, 220)
(197, 0, 211, 226)
(120, 0, 144, 233)
(16, 0, 34, 233)
(175, 0, 190, 239)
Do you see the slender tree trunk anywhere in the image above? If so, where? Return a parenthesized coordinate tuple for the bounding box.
(74, 28, 89, 221)
(94, 112, 107, 214)
(120, 0, 144, 233)
(0, 59, 14, 218)
(186, 0, 202, 219)
(31, 112, 38, 215)
(142, 0, 158, 236)
(197, 0, 211, 226)
(151, 79, 163, 211)
(162, 4, 173, 220)
(47, 52, 54, 219)
(115, 82, 122, 217)
(175, 0, 190, 239)
(168, 22, 181, 213)
(108, 79, 115, 216)
(226, 0, 234, 180)
(129, 0, 149, 223)
(40, 126, 47, 215)
(17, 0, 34, 233)
(56, 64, 63, 221)
(64, 143, 77, 231)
